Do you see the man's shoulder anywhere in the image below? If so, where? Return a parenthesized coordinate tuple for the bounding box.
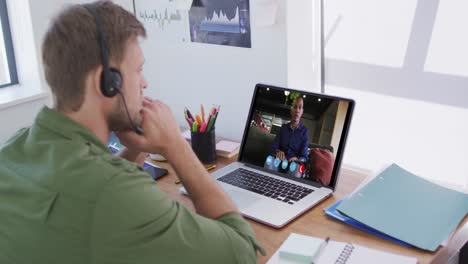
(57, 141, 145, 184)
(1, 127, 145, 198)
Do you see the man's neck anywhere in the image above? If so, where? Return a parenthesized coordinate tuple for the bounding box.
(61, 109, 110, 145)
(291, 121, 299, 130)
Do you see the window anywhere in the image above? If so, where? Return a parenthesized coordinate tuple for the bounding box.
(0, 0, 18, 88)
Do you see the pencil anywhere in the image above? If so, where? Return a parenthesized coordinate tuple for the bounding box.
(206, 164, 217, 171)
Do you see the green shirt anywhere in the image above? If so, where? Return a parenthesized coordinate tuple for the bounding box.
(0, 107, 264, 263)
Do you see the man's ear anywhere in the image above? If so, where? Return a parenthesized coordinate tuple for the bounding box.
(89, 65, 104, 97)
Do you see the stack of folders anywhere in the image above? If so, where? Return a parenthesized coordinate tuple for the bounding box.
(267, 233, 417, 264)
(325, 163, 468, 252)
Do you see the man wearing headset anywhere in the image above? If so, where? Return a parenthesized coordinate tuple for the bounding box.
(0, 1, 263, 263)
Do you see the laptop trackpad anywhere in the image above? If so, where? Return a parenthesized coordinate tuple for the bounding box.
(227, 189, 260, 209)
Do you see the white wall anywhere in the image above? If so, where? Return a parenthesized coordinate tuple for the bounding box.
(286, 0, 322, 90)
(324, 0, 468, 187)
(138, 1, 288, 141)
(0, 99, 48, 143)
(0, 0, 52, 143)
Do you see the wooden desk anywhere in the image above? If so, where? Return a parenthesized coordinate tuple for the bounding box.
(150, 157, 468, 264)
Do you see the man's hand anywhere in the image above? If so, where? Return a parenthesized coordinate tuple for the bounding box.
(115, 97, 183, 157)
(288, 157, 299, 162)
(275, 150, 286, 160)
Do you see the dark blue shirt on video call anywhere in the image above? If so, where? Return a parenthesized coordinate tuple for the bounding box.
(271, 122, 309, 161)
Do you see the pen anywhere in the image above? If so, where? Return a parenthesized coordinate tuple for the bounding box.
(206, 115, 215, 132)
(210, 106, 216, 116)
(195, 115, 202, 126)
(184, 112, 191, 127)
(192, 121, 198, 132)
(312, 237, 329, 263)
(201, 104, 205, 123)
(185, 107, 194, 120)
(205, 115, 212, 131)
(200, 122, 207, 133)
(210, 108, 220, 131)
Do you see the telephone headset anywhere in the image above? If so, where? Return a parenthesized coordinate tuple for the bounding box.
(82, 3, 143, 135)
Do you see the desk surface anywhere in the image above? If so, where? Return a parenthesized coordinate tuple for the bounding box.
(150, 156, 467, 264)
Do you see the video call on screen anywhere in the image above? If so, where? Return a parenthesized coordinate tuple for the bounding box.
(241, 86, 350, 187)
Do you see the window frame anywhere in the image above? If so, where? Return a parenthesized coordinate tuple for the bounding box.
(0, 0, 18, 88)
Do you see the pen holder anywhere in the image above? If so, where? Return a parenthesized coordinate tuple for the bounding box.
(191, 128, 216, 165)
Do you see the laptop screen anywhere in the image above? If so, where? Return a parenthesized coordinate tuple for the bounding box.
(239, 84, 354, 190)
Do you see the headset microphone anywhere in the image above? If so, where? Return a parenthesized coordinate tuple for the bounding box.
(83, 3, 143, 135)
(116, 89, 144, 135)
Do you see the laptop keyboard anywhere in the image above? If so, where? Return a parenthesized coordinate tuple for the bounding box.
(217, 168, 314, 205)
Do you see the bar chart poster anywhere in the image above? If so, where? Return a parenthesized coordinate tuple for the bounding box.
(189, 0, 251, 48)
(133, 0, 192, 44)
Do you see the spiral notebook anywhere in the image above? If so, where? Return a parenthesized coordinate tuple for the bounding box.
(315, 241, 417, 264)
(267, 234, 417, 264)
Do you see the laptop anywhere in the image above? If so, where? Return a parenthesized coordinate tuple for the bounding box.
(181, 84, 354, 228)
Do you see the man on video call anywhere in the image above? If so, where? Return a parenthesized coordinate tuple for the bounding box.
(0, 1, 263, 263)
(271, 97, 309, 162)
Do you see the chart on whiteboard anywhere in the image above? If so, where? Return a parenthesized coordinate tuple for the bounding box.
(189, 0, 251, 48)
(133, 0, 251, 48)
(133, 0, 192, 44)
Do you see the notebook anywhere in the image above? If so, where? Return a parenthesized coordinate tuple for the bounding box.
(216, 140, 240, 158)
(315, 240, 417, 264)
(336, 163, 468, 251)
(267, 233, 417, 264)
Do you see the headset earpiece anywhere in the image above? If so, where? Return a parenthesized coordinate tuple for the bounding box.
(110, 68, 123, 90)
(101, 68, 122, 97)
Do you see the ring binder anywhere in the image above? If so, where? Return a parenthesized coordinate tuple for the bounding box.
(336, 243, 354, 264)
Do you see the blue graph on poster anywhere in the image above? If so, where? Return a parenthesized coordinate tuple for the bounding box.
(133, 0, 251, 48)
(189, 0, 251, 48)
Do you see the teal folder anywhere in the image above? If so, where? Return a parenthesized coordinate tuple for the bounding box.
(336, 164, 468, 251)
